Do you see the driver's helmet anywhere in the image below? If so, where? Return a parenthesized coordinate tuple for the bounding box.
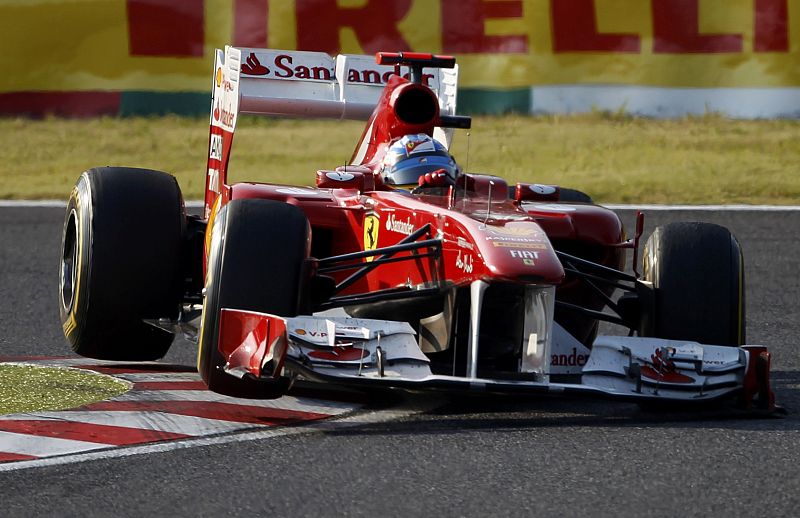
(381, 134, 458, 189)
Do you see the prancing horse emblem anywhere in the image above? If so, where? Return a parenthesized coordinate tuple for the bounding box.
(363, 214, 379, 262)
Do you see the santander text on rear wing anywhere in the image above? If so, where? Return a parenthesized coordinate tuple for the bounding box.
(204, 46, 460, 217)
(236, 48, 459, 122)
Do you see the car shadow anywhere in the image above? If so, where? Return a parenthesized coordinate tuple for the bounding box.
(317, 370, 800, 436)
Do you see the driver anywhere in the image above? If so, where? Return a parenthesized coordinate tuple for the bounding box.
(380, 134, 459, 191)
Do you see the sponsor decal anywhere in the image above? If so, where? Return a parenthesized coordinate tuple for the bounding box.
(275, 187, 323, 196)
(455, 250, 473, 273)
(207, 168, 220, 194)
(405, 137, 436, 155)
(509, 250, 540, 260)
(336, 325, 362, 332)
(456, 237, 474, 250)
(209, 134, 222, 160)
(212, 100, 235, 131)
(486, 235, 546, 243)
(274, 53, 333, 80)
(491, 241, 546, 249)
(530, 184, 557, 195)
(219, 104, 235, 128)
(293, 329, 327, 338)
(346, 68, 434, 87)
(237, 50, 437, 87)
(241, 52, 333, 81)
(363, 214, 380, 262)
(488, 226, 538, 237)
(385, 213, 415, 235)
(241, 52, 270, 76)
(551, 348, 589, 367)
(325, 171, 355, 182)
(215, 67, 223, 88)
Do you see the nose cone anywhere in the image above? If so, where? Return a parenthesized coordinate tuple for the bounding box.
(475, 222, 565, 284)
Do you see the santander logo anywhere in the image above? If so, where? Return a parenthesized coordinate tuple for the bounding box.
(241, 52, 332, 80)
(219, 106, 234, 127)
(240, 51, 434, 86)
(551, 348, 588, 367)
(385, 213, 415, 235)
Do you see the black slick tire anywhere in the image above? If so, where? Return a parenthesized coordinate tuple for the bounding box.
(640, 222, 745, 346)
(197, 199, 309, 399)
(59, 167, 185, 360)
(558, 188, 593, 203)
(505, 186, 593, 203)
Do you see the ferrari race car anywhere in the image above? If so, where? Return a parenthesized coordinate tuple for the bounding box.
(59, 47, 776, 411)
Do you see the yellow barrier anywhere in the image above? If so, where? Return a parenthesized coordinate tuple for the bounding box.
(0, 0, 797, 93)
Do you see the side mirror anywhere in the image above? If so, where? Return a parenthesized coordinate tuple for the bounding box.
(316, 170, 366, 190)
(514, 183, 560, 202)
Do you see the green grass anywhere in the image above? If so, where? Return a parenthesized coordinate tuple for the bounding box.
(0, 364, 129, 415)
(1, 114, 798, 204)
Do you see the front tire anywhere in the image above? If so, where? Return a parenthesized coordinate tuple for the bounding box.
(197, 199, 310, 398)
(59, 167, 185, 360)
(640, 222, 745, 346)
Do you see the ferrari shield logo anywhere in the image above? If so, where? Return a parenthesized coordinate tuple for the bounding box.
(363, 214, 380, 262)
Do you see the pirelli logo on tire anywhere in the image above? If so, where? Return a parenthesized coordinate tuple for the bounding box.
(363, 214, 380, 262)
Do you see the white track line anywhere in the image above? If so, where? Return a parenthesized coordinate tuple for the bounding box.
(112, 390, 358, 413)
(0, 200, 68, 207)
(2, 200, 800, 211)
(2, 357, 121, 367)
(602, 204, 800, 211)
(0, 396, 440, 473)
(0, 431, 109, 457)
(116, 372, 205, 383)
(0, 411, 254, 436)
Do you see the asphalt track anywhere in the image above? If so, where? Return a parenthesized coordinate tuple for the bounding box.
(1, 206, 799, 517)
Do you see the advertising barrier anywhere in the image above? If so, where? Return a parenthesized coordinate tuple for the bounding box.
(0, 0, 797, 117)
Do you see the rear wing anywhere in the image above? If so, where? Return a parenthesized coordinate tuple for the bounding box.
(237, 48, 459, 124)
(204, 46, 460, 217)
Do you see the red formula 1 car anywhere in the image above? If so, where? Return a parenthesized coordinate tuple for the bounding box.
(60, 47, 775, 411)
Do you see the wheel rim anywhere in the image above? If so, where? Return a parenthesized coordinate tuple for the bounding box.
(61, 210, 78, 312)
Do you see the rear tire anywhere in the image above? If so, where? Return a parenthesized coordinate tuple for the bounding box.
(59, 167, 185, 360)
(559, 188, 593, 203)
(505, 186, 593, 203)
(197, 199, 309, 398)
(640, 222, 745, 346)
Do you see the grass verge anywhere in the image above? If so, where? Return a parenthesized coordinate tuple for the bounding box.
(0, 364, 129, 415)
(1, 113, 798, 204)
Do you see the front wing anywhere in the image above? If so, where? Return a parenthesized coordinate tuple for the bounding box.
(215, 308, 776, 411)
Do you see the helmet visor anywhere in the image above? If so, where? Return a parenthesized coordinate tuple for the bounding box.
(384, 154, 458, 187)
